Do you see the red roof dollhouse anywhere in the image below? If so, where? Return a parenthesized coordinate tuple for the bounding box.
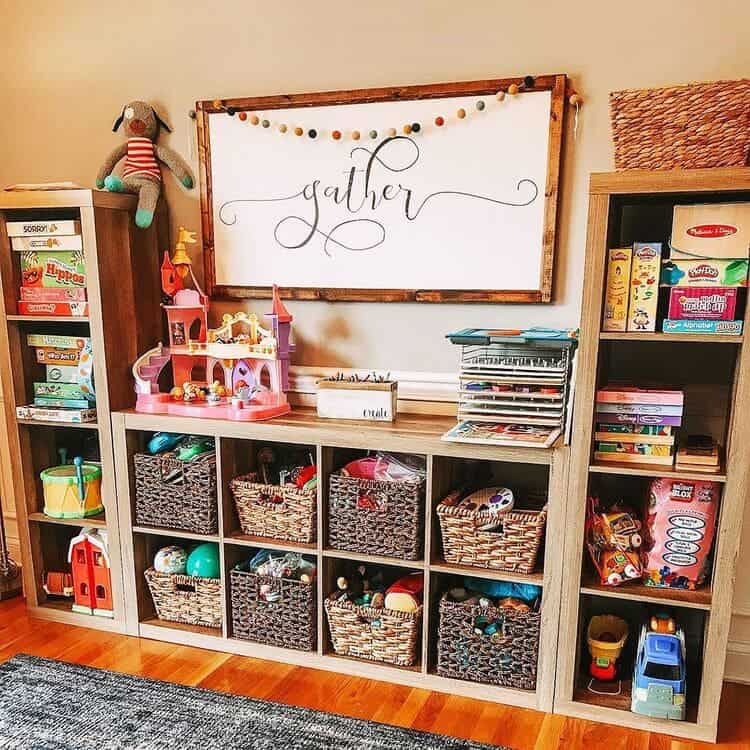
(133, 228, 294, 422)
(67, 528, 113, 618)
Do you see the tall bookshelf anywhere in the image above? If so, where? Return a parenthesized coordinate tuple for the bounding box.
(0, 189, 166, 631)
(555, 168, 750, 743)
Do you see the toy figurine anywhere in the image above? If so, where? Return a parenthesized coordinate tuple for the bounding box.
(133, 230, 294, 422)
(585, 497, 643, 586)
(96, 101, 194, 228)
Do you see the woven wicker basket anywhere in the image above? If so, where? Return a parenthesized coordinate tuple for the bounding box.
(230, 568, 316, 651)
(230, 473, 316, 543)
(324, 594, 422, 666)
(610, 78, 750, 170)
(327, 473, 424, 560)
(437, 594, 540, 690)
(436, 493, 546, 574)
(134, 451, 218, 535)
(144, 567, 222, 629)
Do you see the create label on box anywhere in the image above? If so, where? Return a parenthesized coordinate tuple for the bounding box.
(668, 286, 737, 320)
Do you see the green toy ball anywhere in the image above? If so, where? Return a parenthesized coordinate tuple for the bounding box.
(186, 543, 221, 579)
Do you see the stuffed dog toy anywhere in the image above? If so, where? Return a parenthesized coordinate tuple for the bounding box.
(96, 101, 194, 228)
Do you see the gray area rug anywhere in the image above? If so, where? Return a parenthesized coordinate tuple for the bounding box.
(0, 655, 509, 749)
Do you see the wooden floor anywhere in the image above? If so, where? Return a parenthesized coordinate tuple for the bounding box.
(1, 598, 749, 749)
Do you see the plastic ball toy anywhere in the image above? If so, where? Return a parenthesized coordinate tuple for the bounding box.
(186, 543, 221, 579)
(153, 545, 188, 575)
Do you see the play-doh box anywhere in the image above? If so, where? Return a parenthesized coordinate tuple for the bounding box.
(40, 458, 103, 518)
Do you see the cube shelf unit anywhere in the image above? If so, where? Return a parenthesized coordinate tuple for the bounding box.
(113, 408, 569, 712)
(556, 168, 750, 743)
(0, 189, 166, 632)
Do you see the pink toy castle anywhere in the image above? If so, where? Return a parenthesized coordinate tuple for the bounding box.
(133, 228, 294, 421)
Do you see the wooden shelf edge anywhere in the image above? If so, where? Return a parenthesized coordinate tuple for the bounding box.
(28, 511, 107, 529)
(6, 314, 90, 323)
(132, 525, 221, 543)
(430, 560, 544, 587)
(589, 461, 727, 483)
(17, 417, 99, 430)
(29, 602, 126, 634)
(580, 576, 711, 610)
(599, 331, 743, 344)
(224, 532, 317, 554)
(322, 547, 426, 570)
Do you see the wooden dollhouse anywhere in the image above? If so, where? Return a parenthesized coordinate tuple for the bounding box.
(133, 233, 294, 421)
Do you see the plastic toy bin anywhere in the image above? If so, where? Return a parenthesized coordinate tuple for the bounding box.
(230, 567, 316, 651)
(133, 450, 218, 535)
(436, 593, 541, 690)
(327, 471, 424, 560)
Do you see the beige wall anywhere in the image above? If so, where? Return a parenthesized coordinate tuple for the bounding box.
(1, 0, 750, 669)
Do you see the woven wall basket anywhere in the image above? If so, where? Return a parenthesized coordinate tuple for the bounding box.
(610, 78, 750, 170)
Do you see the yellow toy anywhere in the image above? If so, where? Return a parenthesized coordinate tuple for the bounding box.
(40, 457, 103, 518)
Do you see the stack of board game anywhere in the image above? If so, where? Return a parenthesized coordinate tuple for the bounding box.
(594, 386, 683, 466)
(15, 334, 96, 423)
(442, 327, 578, 448)
(8, 219, 89, 317)
(661, 202, 749, 337)
(675, 435, 722, 474)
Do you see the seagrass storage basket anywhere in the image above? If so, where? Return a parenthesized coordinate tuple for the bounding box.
(610, 78, 750, 170)
(134, 450, 217, 535)
(436, 594, 540, 690)
(324, 594, 422, 666)
(230, 473, 316, 543)
(144, 568, 222, 629)
(327, 472, 424, 560)
(230, 568, 316, 651)
(436, 492, 547, 574)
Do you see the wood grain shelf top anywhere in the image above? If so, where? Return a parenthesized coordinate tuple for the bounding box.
(323, 547, 426, 570)
(430, 560, 544, 587)
(6, 314, 89, 323)
(139, 616, 223, 638)
(132, 525, 221, 543)
(589, 461, 727, 483)
(224, 531, 317, 553)
(580, 573, 712, 610)
(119, 408, 558, 464)
(28, 511, 107, 529)
(599, 331, 743, 344)
(17, 417, 99, 430)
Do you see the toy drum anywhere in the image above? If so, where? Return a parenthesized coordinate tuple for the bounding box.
(40, 459, 103, 518)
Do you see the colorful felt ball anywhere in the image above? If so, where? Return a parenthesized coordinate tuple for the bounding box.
(496, 90, 506, 101)
(403, 124, 412, 134)
(226, 107, 236, 116)
(154, 545, 188, 575)
(457, 108, 466, 119)
(238, 112, 247, 122)
(261, 119, 270, 128)
(523, 75, 535, 88)
(294, 127, 303, 136)
(411, 122, 421, 133)
(569, 93, 583, 106)
(388, 127, 397, 137)
(278, 123, 287, 133)
(369, 129, 378, 139)
(434, 115, 444, 126)
(186, 543, 220, 579)
(352, 130, 360, 140)
(508, 83, 519, 95)
(308, 128, 317, 139)
(476, 100, 485, 111)
(250, 114, 260, 125)
(332, 130, 341, 140)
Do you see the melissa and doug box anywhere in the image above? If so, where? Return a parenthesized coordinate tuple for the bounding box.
(20, 250, 86, 289)
(670, 202, 750, 260)
(667, 287, 737, 321)
(627, 242, 661, 332)
(643, 477, 719, 590)
(603, 248, 632, 332)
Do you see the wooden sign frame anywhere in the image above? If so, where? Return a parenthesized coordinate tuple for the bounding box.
(196, 74, 567, 303)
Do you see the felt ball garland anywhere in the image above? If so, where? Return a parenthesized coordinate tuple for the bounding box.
(211, 77, 583, 142)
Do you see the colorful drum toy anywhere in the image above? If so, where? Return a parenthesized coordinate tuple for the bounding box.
(40, 456, 103, 518)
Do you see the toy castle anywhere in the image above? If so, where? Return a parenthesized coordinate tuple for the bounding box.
(133, 228, 294, 421)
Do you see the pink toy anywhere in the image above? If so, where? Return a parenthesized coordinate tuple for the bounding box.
(667, 286, 737, 321)
(643, 477, 719, 591)
(133, 229, 294, 421)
